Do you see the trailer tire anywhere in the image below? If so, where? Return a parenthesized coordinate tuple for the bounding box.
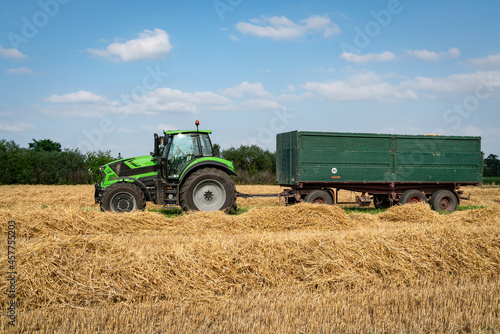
(180, 168, 236, 212)
(430, 190, 458, 212)
(304, 190, 333, 205)
(100, 182, 146, 212)
(399, 189, 426, 205)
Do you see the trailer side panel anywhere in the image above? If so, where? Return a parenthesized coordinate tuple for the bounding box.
(276, 131, 482, 185)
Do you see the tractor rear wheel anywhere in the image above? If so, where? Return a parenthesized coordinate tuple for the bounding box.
(100, 182, 146, 212)
(180, 168, 236, 212)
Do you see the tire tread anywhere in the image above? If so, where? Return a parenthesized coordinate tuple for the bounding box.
(180, 168, 236, 212)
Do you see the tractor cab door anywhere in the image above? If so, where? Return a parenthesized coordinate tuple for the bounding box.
(164, 133, 201, 178)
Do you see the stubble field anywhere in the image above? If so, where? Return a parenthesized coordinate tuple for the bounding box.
(1, 184, 499, 333)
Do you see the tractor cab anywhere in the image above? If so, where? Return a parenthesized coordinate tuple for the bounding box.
(161, 130, 214, 178)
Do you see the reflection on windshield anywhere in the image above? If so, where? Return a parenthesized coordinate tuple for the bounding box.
(167, 134, 200, 178)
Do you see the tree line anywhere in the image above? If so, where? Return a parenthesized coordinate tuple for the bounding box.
(0, 139, 277, 185)
(219, 145, 276, 184)
(0, 139, 116, 185)
(1, 138, 498, 185)
(483, 154, 500, 177)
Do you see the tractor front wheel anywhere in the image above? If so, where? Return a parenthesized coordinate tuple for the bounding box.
(180, 168, 236, 212)
(100, 182, 146, 212)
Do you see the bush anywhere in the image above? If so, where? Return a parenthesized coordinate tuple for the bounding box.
(222, 145, 276, 184)
(0, 139, 116, 185)
(231, 170, 276, 185)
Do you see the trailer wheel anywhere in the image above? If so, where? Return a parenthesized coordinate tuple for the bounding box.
(399, 189, 426, 205)
(100, 182, 146, 212)
(430, 190, 458, 212)
(180, 168, 236, 212)
(304, 190, 333, 205)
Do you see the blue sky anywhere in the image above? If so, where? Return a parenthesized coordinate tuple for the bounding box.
(1, 0, 499, 157)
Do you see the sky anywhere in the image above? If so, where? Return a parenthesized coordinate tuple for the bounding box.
(1, 0, 499, 158)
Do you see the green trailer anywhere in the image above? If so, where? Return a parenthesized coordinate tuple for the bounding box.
(276, 131, 483, 212)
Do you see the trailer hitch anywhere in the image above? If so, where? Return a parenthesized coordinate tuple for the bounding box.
(460, 193, 472, 201)
(236, 191, 280, 198)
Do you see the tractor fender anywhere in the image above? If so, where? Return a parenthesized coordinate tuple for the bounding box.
(109, 177, 152, 202)
(178, 161, 237, 190)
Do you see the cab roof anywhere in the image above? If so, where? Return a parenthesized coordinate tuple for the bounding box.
(163, 130, 212, 135)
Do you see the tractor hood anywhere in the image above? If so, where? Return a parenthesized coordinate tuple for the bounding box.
(100, 155, 157, 184)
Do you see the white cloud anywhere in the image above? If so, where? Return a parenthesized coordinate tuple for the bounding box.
(401, 70, 500, 95)
(126, 88, 233, 113)
(340, 51, 396, 64)
(406, 47, 460, 61)
(44, 91, 108, 104)
(239, 99, 283, 110)
(6, 67, 37, 75)
(40, 81, 316, 118)
(304, 71, 418, 102)
(220, 81, 313, 110)
(0, 45, 28, 59)
(468, 54, 500, 69)
(87, 29, 173, 62)
(42, 87, 232, 117)
(222, 81, 272, 98)
(277, 92, 316, 102)
(139, 124, 178, 132)
(0, 121, 36, 132)
(235, 14, 340, 40)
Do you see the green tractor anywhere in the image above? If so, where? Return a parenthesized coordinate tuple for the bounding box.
(92, 121, 237, 212)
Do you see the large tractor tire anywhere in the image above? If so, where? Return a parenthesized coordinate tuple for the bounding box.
(180, 168, 236, 212)
(100, 182, 146, 212)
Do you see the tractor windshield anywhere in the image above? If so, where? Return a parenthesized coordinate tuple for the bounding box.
(165, 133, 213, 178)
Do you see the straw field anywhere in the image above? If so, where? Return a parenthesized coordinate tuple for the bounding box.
(1, 184, 499, 333)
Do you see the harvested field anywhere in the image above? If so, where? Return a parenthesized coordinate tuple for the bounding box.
(1, 184, 499, 333)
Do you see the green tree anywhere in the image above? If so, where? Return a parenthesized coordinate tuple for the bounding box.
(484, 154, 500, 177)
(0, 139, 117, 185)
(212, 143, 221, 157)
(0, 140, 21, 184)
(29, 138, 62, 152)
(222, 145, 275, 174)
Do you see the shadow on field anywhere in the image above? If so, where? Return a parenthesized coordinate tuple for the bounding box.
(150, 204, 486, 218)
